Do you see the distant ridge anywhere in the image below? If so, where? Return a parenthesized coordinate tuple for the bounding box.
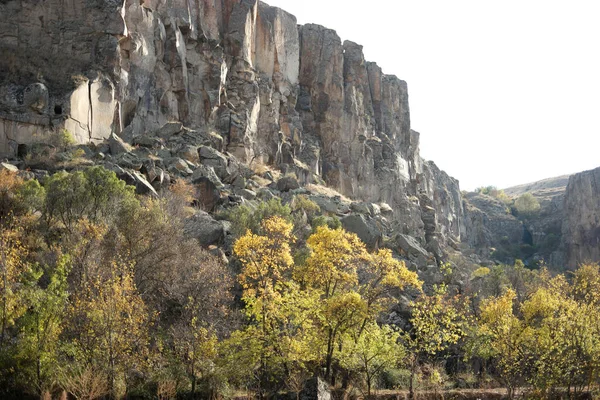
(503, 174, 571, 197)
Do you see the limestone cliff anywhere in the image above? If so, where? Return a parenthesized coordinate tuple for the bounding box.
(0, 0, 464, 259)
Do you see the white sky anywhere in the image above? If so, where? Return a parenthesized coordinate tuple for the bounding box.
(264, 0, 600, 190)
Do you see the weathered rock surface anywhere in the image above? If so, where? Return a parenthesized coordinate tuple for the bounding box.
(0, 0, 535, 264)
(184, 211, 225, 247)
(300, 377, 331, 400)
(462, 192, 523, 259)
(563, 167, 600, 269)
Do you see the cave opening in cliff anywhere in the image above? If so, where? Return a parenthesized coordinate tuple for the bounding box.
(522, 226, 534, 246)
(17, 144, 28, 158)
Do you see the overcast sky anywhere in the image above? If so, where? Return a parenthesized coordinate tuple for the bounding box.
(265, 0, 600, 190)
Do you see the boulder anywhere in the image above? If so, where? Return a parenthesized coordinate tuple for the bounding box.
(115, 152, 142, 170)
(131, 171, 158, 196)
(311, 196, 341, 214)
(109, 133, 132, 155)
(237, 188, 257, 200)
(132, 135, 162, 148)
(396, 234, 430, 260)
(156, 122, 183, 139)
(277, 175, 300, 192)
(0, 162, 19, 173)
(184, 211, 224, 247)
(300, 377, 331, 400)
(178, 144, 199, 163)
(169, 158, 193, 176)
(379, 202, 394, 216)
(341, 214, 382, 249)
(191, 165, 223, 188)
(195, 177, 221, 211)
(257, 188, 276, 201)
(198, 146, 230, 180)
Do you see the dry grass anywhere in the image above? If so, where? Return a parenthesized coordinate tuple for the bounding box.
(251, 160, 281, 180)
(368, 388, 511, 400)
(306, 183, 352, 203)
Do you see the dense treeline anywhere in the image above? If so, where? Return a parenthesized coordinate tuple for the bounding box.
(0, 167, 599, 400)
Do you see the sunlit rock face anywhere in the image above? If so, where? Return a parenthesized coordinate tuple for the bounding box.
(563, 167, 600, 269)
(0, 0, 465, 253)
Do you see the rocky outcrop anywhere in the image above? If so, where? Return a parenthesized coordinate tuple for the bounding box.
(563, 167, 600, 269)
(0, 0, 466, 263)
(462, 192, 522, 259)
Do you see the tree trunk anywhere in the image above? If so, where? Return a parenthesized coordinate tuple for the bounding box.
(325, 328, 334, 381)
(409, 360, 415, 400)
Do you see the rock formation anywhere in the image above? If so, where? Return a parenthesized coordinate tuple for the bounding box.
(563, 167, 600, 268)
(1, 0, 597, 271)
(0, 0, 465, 261)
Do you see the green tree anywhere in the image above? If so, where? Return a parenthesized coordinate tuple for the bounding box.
(18, 254, 70, 395)
(340, 322, 404, 395)
(514, 193, 540, 218)
(43, 166, 136, 231)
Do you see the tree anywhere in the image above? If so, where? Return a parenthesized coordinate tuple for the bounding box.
(18, 254, 70, 396)
(340, 322, 404, 396)
(475, 289, 525, 399)
(227, 198, 292, 237)
(514, 193, 540, 218)
(0, 170, 45, 223)
(233, 216, 297, 396)
(67, 261, 150, 399)
(295, 226, 367, 381)
(170, 252, 234, 398)
(404, 285, 469, 400)
(360, 249, 421, 322)
(43, 166, 136, 232)
(0, 225, 37, 350)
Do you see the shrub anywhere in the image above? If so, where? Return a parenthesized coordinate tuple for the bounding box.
(0, 170, 46, 222)
(291, 195, 320, 218)
(43, 166, 137, 231)
(226, 198, 292, 236)
(472, 266, 491, 279)
(514, 193, 540, 218)
(49, 129, 76, 150)
(311, 215, 341, 232)
(379, 368, 411, 390)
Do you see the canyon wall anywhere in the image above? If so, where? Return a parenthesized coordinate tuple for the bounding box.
(3, 0, 598, 269)
(0, 0, 464, 254)
(563, 167, 600, 269)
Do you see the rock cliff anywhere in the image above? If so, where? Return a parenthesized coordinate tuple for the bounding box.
(2, 0, 597, 271)
(0, 0, 464, 260)
(563, 167, 600, 269)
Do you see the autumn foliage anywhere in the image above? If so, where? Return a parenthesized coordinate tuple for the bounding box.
(0, 167, 599, 400)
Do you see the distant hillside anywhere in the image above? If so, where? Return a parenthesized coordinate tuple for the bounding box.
(503, 174, 571, 199)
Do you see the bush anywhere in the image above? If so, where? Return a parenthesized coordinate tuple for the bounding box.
(311, 215, 341, 232)
(291, 195, 320, 219)
(226, 198, 292, 236)
(49, 129, 76, 150)
(514, 193, 540, 218)
(43, 166, 137, 231)
(472, 266, 491, 279)
(379, 368, 412, 390)
(0, 170, 45, 222)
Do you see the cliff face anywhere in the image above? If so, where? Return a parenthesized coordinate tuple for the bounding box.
(563, 167, 600, 268)
(0, 0, 464, 254)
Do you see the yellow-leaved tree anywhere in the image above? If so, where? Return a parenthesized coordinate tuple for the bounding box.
(66, 261, 150, 399)
(231, 216, 299, 396)
(476, 288, 525, 399)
